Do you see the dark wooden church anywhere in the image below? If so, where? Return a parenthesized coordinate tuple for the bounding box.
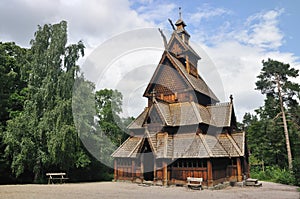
(112, 15, 249, 188)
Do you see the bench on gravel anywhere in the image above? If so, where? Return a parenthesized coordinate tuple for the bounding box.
(245, 178, 262, 187)
(187, 177, 203, 190)
(46, 172, 69, 184)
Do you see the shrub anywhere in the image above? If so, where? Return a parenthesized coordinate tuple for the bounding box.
(250, 166, 296, 185)
(292, 159, 300, 186)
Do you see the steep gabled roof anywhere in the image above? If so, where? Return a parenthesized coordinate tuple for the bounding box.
(143, 51, 190, 98)
(207, 103, 232, 127)
(143, 51, 219, 102)
(149, 101, 168, 125)
(114, 114, 245, 159)
(217, 133, 243, 157)
(111, 136, 143, 158)
(167, 32, 199, 59)
(231, 131, 246, 155)
(151, 132, 245, 159)
(128, 101, 233, 129)
(167, 52, 219, 102)
(127, 108, 148, 129)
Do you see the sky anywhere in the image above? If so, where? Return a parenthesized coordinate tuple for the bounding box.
(1, 0, 300, 121)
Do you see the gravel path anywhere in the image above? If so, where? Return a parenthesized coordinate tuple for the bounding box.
(0, 181, 299, 199)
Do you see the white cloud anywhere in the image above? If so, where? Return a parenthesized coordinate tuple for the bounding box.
(0, 0, 154, 48)
(237, 9, 284, 50)
(196, 8, 300, 120)
(189, 4, 232, 23)
(136, 3, 177, 20)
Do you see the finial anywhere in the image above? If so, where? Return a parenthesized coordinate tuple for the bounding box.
(151, 89, 157, 102)
(158, 28, 167, 49)
(179, 7, 182, 19)
(230, 95, 233, 103)
(168, 18, 175, 30)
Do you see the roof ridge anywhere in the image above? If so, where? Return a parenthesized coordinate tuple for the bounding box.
(191, 102, 202, 123)
(208, 102, 231, 107)
(155, 101, 170, 126)
(128, 137, 144, 157)
(143, 51, 169, 97)
(226, 133, 243, 156)
(111, 136, 136, 157)
(232, 131, 245, 155)
(127, 107, 148, 129)
(145, 129, 157, 155)
(170, 32, 200, 59)
(167, 52, 197, 90)
(216, 134, 232, 157)
(198, 133, 213, 157)
(166, 52, 219, 102)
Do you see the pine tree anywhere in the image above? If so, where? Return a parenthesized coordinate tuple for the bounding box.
(256, 58, 300, 169)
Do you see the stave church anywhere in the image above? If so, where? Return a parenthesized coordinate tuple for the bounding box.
(112, 13, 249, 188)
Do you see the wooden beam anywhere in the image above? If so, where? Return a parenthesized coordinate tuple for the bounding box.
(244, 157, 250, 178)
(131, 159, 135, 182)
(153, 158, 157, 184)
(162, 160, 168, 186)
(207, 159, 213, 187)
(141, 155, 144, 183)
(114, 159, 117, 181)
(237, 158, 242, 182)
(186, 55, 190, 74)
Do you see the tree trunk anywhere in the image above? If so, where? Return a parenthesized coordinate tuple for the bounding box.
(276, 75, 293, 170)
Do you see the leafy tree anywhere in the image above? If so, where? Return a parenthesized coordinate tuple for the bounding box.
(3, 21, 89, 182)
(0, 21, 135, 183)
(256, 58, 300, 169)
(0, 42, 29, 183)
(95, 89, 129, 146)
(0, 42, 29, 125)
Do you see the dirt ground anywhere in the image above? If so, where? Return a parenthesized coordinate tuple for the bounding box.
(0, 181, 299, 199)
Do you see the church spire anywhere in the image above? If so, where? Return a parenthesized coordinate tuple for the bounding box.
(174, 7, 189, 43)
(175, 7, 186, 30)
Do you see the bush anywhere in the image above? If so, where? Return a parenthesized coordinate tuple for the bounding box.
(292, 159, 300, 186)
(250, 166, 296, 185)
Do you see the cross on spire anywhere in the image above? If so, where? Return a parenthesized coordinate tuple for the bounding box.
(179, 7, 182, 19)
(151, 89, 157, 102)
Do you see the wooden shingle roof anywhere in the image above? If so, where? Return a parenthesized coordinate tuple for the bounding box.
(143, 51, 219, 103)
(167, 52, 219, 102)
(112, 131, 245, 158)
(167, 32, 198, 59)
(127, 108, 148, 129)
(207, 102, 232, 127)
(231, 132, 245, 155)
(111, 136, 143, 158)
(128, 101, 233, 129)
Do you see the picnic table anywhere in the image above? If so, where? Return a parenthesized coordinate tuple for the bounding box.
(46, 172, 69, 184)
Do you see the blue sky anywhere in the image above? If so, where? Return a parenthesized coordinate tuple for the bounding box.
(131, 0, 300, 54)
(0, 0, 299, 121)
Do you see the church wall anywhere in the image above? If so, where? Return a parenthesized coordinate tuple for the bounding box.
(212, 158, 230, 185)
(167, 158, 208, 186)
(114, 156, 244, 187)
(211, 157, 244, 183)
(114, 158, 142, 181)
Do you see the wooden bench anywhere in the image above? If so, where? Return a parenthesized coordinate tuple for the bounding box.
(187, 177, 203, 190)
(46, 173, 69, 184)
